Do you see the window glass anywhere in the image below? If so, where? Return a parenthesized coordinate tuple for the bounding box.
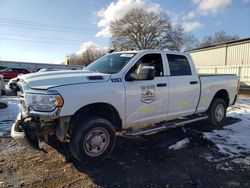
(167, 54, 191, 76)
(85, 53, 136, 74)
(128, 53, 164, 77)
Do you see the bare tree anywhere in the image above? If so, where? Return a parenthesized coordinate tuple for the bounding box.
(68, 45, 107, 66)
(110, 8, 173, 50)
(168, 25, 199, 51)
(200, 31, 240, 47)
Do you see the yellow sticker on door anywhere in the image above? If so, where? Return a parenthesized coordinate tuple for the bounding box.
(140, 107, 156, 112)
(179, 102, 189, 107)
(201, 98, 209, 103)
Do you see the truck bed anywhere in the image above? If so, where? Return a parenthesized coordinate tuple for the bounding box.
(196, 73, 238, 114)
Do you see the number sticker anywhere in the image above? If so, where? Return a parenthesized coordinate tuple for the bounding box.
(111, 78, 122, 83)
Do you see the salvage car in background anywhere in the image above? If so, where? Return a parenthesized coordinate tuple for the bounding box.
(0, 75, 6, 95)
(0, 66, 7, 70)
(0, 67, 30, 79)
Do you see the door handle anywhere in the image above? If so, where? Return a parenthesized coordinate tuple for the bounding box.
(190, 81, 198, 85)
(157, 83, 167, 87)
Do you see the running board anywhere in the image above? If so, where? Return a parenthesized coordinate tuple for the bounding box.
(124, 114, 209, 136)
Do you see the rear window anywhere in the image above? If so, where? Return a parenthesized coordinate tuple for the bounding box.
(166, 54, 191, 76)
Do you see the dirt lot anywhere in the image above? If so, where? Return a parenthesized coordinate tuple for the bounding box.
(1, 117, 250, 188)
(1, 91, 250, 187)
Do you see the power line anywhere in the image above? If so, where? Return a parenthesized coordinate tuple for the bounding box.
(0, 32, 82, 42)
(0, 37, 80, 45)
(0, 17, 94, 31)
(0, 21, 95, 32)
(0, 23, 96, 34)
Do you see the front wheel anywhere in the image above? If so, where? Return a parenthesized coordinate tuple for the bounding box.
(207, 98, 227, 128)
(69, 116, 116, 162)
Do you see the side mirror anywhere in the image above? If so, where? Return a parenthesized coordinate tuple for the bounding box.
(125, 65, 155, 81)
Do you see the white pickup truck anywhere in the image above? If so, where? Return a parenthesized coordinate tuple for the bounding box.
(11, 50, 239, 162)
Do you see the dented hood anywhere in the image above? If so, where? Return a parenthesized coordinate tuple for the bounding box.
(19, 70, 110, 90)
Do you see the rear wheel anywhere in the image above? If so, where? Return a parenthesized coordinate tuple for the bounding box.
(207, 98, 227, 128)
(69, 116, 116, 162)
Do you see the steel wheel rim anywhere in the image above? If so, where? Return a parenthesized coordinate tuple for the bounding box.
(83, 127, 110, 157)
(215, 104, 225, 122)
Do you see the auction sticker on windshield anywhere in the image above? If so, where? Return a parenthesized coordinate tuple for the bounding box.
(120, 54, 135, 57)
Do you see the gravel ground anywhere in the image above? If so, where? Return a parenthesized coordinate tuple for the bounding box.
(0, 92, 250, 187)
(0, 118, 250, 188)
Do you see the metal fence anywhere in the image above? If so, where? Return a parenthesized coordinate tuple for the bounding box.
(196, 65, 250, 82)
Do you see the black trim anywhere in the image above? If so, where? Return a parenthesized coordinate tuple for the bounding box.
(232, 95, 238, 105)
(88, 76, 103, 80)
(156, 83, 167, 87)
(190, 81, 198, 84)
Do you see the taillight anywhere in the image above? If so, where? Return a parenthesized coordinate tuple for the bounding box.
(237, 79, 240, 93)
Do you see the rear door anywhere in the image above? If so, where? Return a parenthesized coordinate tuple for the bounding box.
(166, 53, 200, 118)
(124, 53, 169, 127)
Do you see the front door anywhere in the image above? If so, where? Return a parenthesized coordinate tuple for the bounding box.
(124, 53, 168, 128)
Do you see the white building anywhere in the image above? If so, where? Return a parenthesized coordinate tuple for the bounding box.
(188, 38, 250, 83)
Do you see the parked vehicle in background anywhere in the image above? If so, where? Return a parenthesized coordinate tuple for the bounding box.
(0, 68, 30, 79)
(0, 66, 8, 70)
(11, 50, 239, 162)
(0, 75, 6, 95)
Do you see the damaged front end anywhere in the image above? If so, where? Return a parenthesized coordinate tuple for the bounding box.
(11, 81, 70, 149)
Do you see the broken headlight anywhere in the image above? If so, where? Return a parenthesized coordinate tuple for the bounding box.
(24, 93, 63, 112)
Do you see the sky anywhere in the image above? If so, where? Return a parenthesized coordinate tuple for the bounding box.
(0, 0, 249, 64)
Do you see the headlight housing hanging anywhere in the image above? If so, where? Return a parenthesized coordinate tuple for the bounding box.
(24, 93, 63, 112)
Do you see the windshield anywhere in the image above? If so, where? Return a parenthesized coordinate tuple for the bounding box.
(85, 53, 136, 74)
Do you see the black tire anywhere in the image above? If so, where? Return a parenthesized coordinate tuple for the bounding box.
(69, 116, 116, 162)
(9, 83, 19, 93)
(207, 98, 227, 128)
(1, 90, 5, 95)
(25, 129, 39, 149)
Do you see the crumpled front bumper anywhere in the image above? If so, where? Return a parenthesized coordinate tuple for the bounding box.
(11, 113, 35, 148)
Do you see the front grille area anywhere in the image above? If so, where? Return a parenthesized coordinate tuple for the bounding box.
(18, 82, 27, 111)
(20, 98, 27, 110)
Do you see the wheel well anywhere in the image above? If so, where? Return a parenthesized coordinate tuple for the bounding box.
(68, 103, 122, 135)
(213, 89, 229, 107)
